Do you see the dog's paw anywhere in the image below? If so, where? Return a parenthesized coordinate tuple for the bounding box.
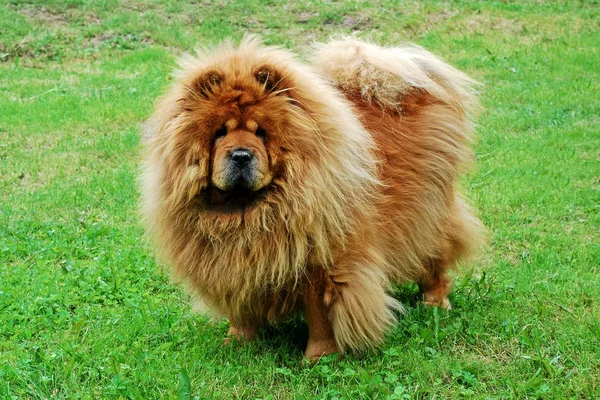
(224, 325, 258, 344)
(303, 339, 340, 363)
(422, 295, 452, 310)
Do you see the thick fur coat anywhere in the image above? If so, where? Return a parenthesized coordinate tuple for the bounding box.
(140, 37, 484, 358)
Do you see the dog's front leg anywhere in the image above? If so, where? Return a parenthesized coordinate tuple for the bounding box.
(302, 281, 339, 361)
(224, 318, 258, 344)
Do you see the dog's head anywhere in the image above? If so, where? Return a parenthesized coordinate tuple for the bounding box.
(147, 46, 315, 215)
(143, 37, 376, 224)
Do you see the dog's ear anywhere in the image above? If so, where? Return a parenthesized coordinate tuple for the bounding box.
(253, 65, 282, 92)
(195, 69, 224, 98)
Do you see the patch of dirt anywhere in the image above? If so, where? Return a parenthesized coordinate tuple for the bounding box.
(19, 6, 68, 28)
(86, 32, 153, 51)
(76, 11, 102, 25)
(322, 13, 373, 31)
(296, 11, 318, 24)
(461, 14, 526, 36)
(426, 9, 458, 24)
(342, 15, 372, 30)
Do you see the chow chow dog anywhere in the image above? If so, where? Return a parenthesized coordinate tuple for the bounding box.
(141, 36, 484, 360)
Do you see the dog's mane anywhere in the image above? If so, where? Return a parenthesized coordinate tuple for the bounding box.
(141, 37, 380, 320)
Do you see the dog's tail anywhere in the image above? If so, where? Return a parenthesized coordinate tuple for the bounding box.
(311, 37, 479, 119)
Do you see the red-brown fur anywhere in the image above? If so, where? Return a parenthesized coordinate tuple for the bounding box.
(140, 37, 485, 360)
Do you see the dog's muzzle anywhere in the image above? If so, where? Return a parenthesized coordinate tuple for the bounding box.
(224, 148, 259, 190)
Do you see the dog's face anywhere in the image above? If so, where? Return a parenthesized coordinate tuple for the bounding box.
(205, 67, 282, 197)
(161, 59, 318, 214)
(211, 117, 270, 193)
(147, 42, 375, 223)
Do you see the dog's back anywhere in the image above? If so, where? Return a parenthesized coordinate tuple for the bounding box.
(312, 38, 485, 314)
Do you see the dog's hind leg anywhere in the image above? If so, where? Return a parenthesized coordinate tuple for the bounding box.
(418, 259, 453, 309)
(419, 195, 485, 309)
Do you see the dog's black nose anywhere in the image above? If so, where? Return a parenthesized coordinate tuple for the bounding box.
(230, 149, 253, 167)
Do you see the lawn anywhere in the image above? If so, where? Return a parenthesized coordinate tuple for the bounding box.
(1, 0, 598, 398)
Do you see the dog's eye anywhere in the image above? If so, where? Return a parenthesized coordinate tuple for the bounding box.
(214, 125, 227, 140)
(254, 66, 280, 92)
(256, 126, 267, 141)
(197, 70, 223, 97)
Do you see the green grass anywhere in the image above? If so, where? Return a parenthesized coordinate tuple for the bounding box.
(1, 0, 599, 398)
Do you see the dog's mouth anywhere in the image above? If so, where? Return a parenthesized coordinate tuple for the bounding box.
(195, 185, 271, 213)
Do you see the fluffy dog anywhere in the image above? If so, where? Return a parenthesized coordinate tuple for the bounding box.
(140, 37, 484, 360)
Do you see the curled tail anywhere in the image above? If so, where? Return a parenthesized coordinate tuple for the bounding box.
(311, 37, 479, 120)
